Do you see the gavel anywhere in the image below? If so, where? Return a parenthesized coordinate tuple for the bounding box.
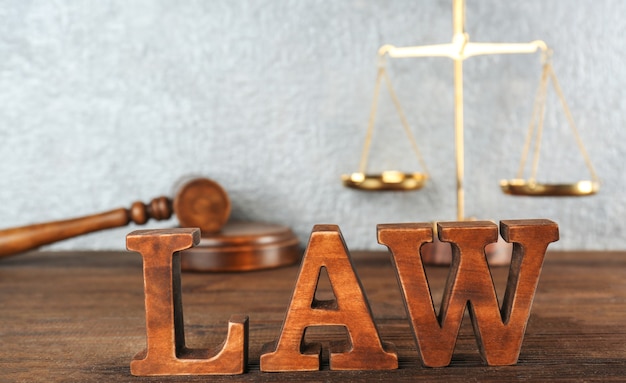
(0, 178, 230, 258)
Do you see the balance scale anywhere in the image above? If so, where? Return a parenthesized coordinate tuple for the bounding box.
(341, 0, 599, 264)
(343, 0, 599, 202)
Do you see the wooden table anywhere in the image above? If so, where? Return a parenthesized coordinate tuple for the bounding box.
(1, 250, 625, 382)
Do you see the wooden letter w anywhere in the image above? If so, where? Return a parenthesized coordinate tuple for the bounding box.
(378, 219, 558, 367)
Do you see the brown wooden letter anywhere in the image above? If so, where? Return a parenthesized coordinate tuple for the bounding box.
(126, 228, 248, 376)
(378, 219, 558, 367)
(260, 224, 398, 372)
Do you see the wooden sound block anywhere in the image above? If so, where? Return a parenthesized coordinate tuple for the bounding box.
(180, 222, 301, 272)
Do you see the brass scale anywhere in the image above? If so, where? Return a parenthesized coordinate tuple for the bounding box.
(342, 0, 599, 221)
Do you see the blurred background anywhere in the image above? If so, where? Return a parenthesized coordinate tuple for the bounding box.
(0, 0, 623, 251)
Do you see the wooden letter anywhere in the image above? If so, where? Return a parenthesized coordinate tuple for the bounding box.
(260, 224, 398, 372)
(378, 219, 558, 367)
(127, 228, 248, 376)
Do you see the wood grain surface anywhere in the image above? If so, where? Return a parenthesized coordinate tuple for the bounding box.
(1, 250, 625, 382)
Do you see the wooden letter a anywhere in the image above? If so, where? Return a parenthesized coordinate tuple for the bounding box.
(260, 224, 398, 372)
(127, 228, 248, 376)
(378, 219, 558, 367)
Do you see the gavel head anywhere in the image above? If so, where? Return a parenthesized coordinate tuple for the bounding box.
(173, 178, 231, 234)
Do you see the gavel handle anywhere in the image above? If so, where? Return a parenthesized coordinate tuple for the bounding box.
(0, 197, 172, 258)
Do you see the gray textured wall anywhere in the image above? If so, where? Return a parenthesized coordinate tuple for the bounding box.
(1, 0, 624, 252)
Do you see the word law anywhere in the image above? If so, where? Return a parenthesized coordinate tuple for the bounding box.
(126, 219, 558, 376)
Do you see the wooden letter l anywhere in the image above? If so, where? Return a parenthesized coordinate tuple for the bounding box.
(127, 228, 248, 376)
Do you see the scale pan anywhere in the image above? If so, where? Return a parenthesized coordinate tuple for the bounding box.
(342, 171, 427, 191)
(500, 179, 599, 197)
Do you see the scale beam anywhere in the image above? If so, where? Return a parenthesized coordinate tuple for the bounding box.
(381, 40, 548, 61)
